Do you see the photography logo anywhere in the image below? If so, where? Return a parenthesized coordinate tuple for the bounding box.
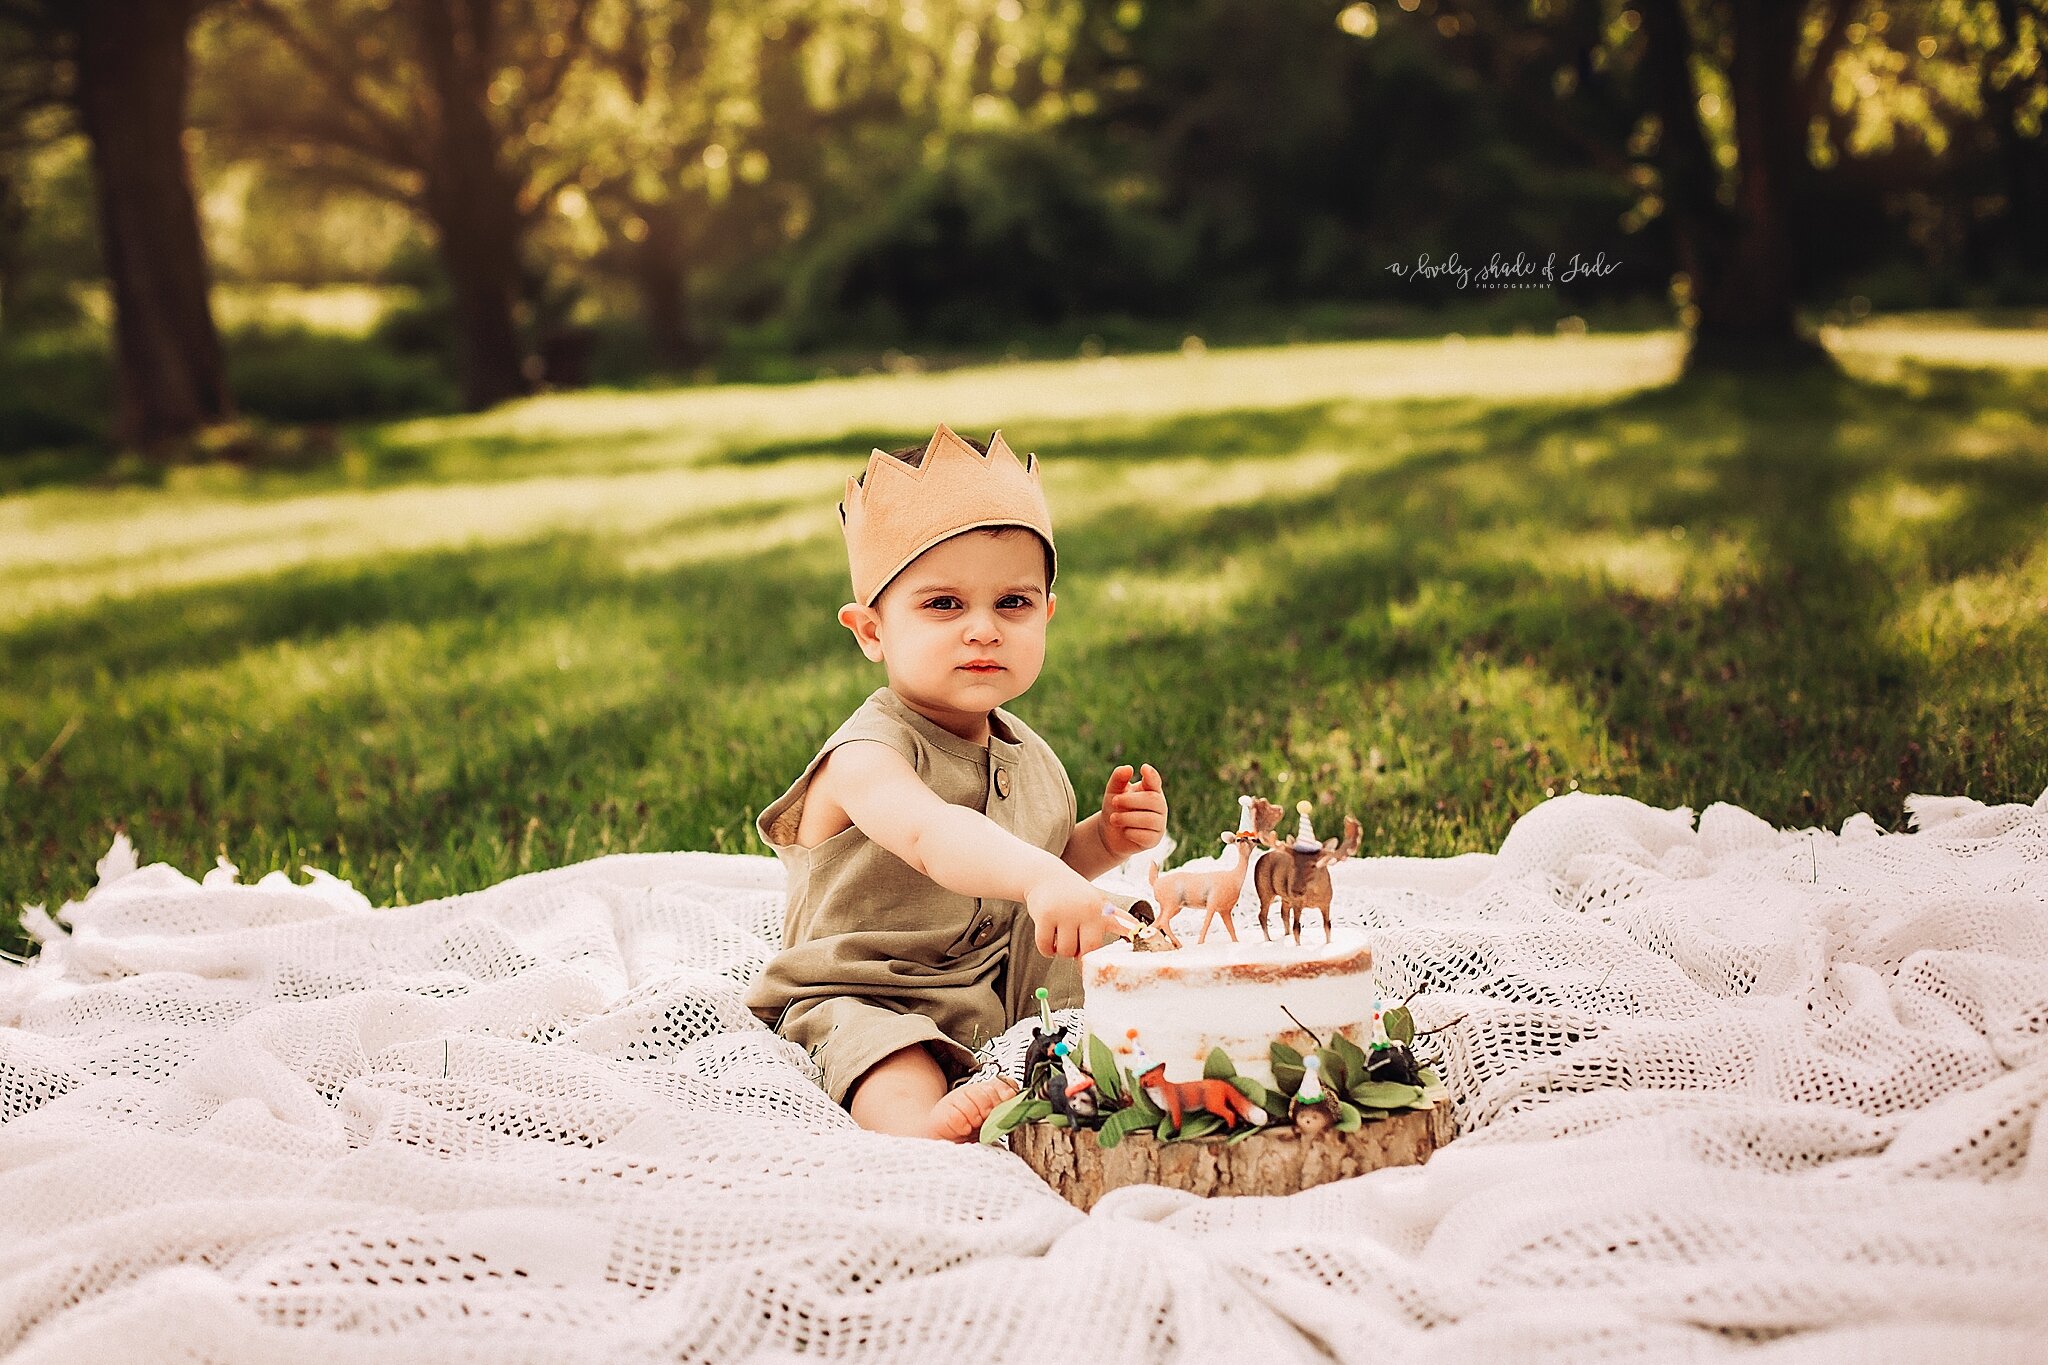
(1384, 251, 1621, 290)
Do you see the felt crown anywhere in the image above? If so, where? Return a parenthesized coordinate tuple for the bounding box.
(840, 422, 1057, 606)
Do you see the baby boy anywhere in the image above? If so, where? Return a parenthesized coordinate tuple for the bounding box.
(745, 424, 1169, 1141)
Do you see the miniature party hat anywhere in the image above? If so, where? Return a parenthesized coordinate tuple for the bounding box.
(1290, 800, 1321, 852)
(840, 423, 1056, 606)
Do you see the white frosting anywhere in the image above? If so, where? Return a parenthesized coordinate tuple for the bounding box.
(1082, 929, 1377, 1088)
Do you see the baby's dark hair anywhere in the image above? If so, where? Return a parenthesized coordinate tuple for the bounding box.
(881, 437, 987, 464)
(873, 434, 1053, 589)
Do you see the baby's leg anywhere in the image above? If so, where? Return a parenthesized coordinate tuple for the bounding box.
(847, 1044, 1018, 1142)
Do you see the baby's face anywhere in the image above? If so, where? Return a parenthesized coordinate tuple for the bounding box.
(842, 529, 1055, 720)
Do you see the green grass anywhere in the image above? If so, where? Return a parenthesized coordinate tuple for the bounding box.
(5, 328, 2046, 955)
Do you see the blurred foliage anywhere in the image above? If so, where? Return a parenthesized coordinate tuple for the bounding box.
(2, 0, 2047, 426)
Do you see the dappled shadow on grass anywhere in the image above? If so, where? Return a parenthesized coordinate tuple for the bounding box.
(6, 362, 2046, 951)
(0, 496, 818, 687)
(718, 404, 1361, 468)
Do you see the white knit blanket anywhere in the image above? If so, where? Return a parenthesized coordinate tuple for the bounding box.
(4, 790, 2046, 1363)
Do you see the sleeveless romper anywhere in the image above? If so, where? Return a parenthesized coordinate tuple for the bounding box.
(746, 686, 1104, 1106)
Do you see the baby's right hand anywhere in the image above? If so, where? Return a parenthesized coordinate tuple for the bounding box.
(1025, 875, 1118, 958)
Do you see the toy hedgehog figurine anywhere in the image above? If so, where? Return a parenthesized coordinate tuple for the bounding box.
(1290, 1054, 1341, 1135)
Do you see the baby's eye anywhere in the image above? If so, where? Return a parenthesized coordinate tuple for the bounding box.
(1000, 595, 1033, 609)
(924, 596, 961, 611)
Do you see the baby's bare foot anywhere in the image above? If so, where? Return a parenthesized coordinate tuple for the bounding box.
(926, 1076, 1019, 1143)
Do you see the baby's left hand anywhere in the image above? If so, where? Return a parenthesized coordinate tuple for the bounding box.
(1100, 763, 1168, 861)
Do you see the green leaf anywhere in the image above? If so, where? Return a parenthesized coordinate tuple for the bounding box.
(1270, 1042, 1305, 1097)
(1315, 1046, 1351, 1094)
(1335, 1099, 1363, 1132)
(1353, 1108, 1392, 1122)
(1086, 1034, 1124, 1105)
(1226, 1123, 1263, 1146)
(1348, 1081, 1425, 1110)
(1330, 1032, 1371, 1087)
(1176, 1113, 1226, 1140)
(1415, 1066, 1441, 1090)
(1383, 1006, 1416, 1045)
(1094, 1106, 1154, 1150)
(977, 1090, 1037, 1144)
(1018, 1099, 1053, 1123)
(1230, 1075, 1282, 1117)
(1046, 1113, 1070, 1128)
(1126, 1079, 1163, 1124)
(1203, 1047, 1237, 1081)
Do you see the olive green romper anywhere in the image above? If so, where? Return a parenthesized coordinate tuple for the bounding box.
(746, 686, 1093, 1107)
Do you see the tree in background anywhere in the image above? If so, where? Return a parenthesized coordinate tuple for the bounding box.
(542, 0, 1118, 357)
(4, 0, 233, 450)
(1960, 0, 2048, 281)
(1386, 0, 2002, 373)
(209, 0, 595, 409)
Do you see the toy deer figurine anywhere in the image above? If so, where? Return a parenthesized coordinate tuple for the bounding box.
(1147, 833, 1250, 946)
(1251, 799, 1364, 944)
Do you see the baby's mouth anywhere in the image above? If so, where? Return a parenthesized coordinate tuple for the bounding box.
(959, 663, 1004, 674)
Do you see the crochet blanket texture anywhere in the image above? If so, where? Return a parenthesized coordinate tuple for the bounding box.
(3, 788, 2045, 1362)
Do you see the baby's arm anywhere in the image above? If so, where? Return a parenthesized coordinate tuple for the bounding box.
(823, 740, 1119, 957)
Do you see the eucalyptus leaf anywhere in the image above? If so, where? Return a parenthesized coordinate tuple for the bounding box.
(1018, 1098, 1054, 1123)
(1270, 1042, 1305, 1098)
(1203, 1047, 1237, 1081)
(1226, 1123, 1263, 1146)
(1127, 1081, 1163, 1124)
(1348, 1081, 1425, 1110)
(1415, 1066, 1442, 1090)
(1382, 1005, 1415, 1045)
(1331, 1032, 1371, 1084)
(1086, 1034, 1124, 1104)
(977, 1090, 1036, 1145)
(1094, 1106, 1153, 1150)
(1046, 1114, 1070, 1128)
(1335, 1099, 1362, 1132)
(1230, 1075, 1281, 1117)
(1314, 1046, 1351, 1094)
(1177, 1113, 1225, 1141)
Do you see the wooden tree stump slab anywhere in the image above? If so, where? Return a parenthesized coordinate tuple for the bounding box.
(1009, 1100, 1457, 1210)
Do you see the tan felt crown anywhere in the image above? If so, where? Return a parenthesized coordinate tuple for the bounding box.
(840, 422, 1057, 606)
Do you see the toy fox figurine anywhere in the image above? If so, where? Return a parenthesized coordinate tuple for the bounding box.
(1135, 1060, 1270, 1131)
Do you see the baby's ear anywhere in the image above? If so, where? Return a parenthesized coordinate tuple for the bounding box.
(838, 602, 885, 662)
(1045, 590, 1057, 623)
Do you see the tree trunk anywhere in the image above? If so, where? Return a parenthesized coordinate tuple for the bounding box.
(1639, 0, 1830, 374)
(1010, 1099, 1456, 1211)
(411, 0, 530, 411)
(71, 0, 233, 451)
(1985, 0, 2048, 275)
(635, 205, 697, 369)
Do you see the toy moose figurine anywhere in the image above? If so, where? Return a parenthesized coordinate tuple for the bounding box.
(1251, 799, 1364, 944)
(1144, 797, 1285, 946)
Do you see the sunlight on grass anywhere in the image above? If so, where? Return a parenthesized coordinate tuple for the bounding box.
(378, 333, 1686, 449)
(1887, 538, 2048, 658)
(8, 333, 2048, 944)
(1827, 323, 2048, 372)
(2, 463, 850, 622)
(619, 504, 836, 574)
